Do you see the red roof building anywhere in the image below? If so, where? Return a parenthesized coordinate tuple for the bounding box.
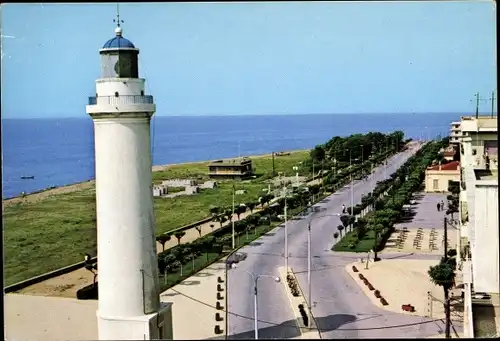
(427, 161, 460, 171)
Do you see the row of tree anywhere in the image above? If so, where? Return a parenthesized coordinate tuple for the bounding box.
(156, 133, 406, 276)
(335, 138, 449, 259)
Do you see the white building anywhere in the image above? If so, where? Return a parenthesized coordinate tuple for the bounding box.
(457, 116, 499, 337)
(450, 121, 461, 145)
(86, 24, 173, 340)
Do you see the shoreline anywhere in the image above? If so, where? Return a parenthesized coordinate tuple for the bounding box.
(3, 148, 309, 207)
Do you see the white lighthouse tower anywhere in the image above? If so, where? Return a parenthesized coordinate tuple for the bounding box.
(86, 16, 173, 340)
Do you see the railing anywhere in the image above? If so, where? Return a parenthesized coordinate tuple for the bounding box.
(88, 95, 154, 105)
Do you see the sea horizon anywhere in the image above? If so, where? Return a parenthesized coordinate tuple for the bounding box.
(2, 112, 462, 199)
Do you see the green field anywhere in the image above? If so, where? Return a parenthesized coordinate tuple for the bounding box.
(3, 150, 310, 286)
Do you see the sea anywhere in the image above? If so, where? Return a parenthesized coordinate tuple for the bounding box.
(2, 112, 461, 199)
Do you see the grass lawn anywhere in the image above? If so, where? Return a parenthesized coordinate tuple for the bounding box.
(332, 228, 377, 253)
(152, 150, 310, 183)
(3, 150, 310, 286)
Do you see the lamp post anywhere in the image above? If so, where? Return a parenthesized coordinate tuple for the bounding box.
(283, 185, 289, 272)
(232, 183, 236, 249)
(305, 213, 341, 311)
(232, 265, 280, 340)
(293, 166, 299, 186)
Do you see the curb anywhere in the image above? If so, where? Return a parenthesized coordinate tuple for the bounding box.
(278, 267, 321, 339)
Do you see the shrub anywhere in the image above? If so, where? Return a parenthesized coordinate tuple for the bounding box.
(367, 283, 374, 290)
(380, 297, 389, 306)
(359, 273, 365, 280)
(374, 290, 381, 298)
(352, 265, 358, 272)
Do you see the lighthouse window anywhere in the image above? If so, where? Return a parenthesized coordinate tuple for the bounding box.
(141, 90, 144, 96)
(115, 92, 119, 97)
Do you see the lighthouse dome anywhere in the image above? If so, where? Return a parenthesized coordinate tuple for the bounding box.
(102, 27, 135, 49)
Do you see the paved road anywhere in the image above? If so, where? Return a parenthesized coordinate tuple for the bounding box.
(227, 142, 448, 339)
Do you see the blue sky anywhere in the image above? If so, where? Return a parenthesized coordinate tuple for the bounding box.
(1, 1, 497, 118)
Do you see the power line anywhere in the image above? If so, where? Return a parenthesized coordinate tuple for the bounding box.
(166, 286, 448, 333)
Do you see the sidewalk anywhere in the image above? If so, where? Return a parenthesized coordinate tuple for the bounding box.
(5, 258, 228, 341)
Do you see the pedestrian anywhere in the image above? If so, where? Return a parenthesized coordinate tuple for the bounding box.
(440, 200, 445, 211)
(437, 202, 441, 212)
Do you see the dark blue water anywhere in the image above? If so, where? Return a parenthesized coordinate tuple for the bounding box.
(2, 113, 459, 199)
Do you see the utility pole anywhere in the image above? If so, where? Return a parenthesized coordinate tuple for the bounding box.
(284, 185, 288, 272)
(312, 162, 315, 202)
(272, 152, 275, 178)
(350, 149, 354, 231)
(490, 91, 496, 118)
(232, 183, 235, 249)
(471, 92, 488, 118)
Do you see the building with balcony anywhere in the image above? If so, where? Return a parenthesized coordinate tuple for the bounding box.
(424, 161, 460, 193)
(208, 157, 253, 180)
(456, 116, 499, 338)
(450, 121, 462, 144)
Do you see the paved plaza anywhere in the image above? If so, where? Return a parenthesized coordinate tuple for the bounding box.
(5, 259, 228, 341)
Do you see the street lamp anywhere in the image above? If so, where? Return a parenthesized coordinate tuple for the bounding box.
(231, 264, 281, 340)
(293, 166, 299, 186)
(305, 213, 341, 311)
(282, 185, 290, 272)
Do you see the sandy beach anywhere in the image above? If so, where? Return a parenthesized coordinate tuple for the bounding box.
(3, 148, 308, 208)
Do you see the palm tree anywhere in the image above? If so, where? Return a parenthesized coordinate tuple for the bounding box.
(156, 234, 172, 252)
(174, 231, 186, 245)
(210, 223, 215, 231)
(428, 260, 455, 339)
(194, 226, 202, 237)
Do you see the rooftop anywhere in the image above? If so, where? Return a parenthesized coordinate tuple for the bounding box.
(209, 157, 252, 166)
(427, 161, 460, 171)
(474, 169, 499, 182)
(102, 27, 135, 49)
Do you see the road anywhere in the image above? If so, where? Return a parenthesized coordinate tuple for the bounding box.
(227, 142, 447, 339)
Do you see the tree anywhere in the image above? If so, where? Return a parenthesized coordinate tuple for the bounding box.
(337, 225, 344, 238)
(428, 260, 455, 339)
(246, 202, 256, 213)
(225, 209, 233, 223)
(209, 206, 220, 217)
(174, 231, 186, 245)
(372, 224, 384, 261)
(156, 234, 172, 252)
(310, 145, 326, 162)
(340, 215, 352, 232)
(194, 226, 202, 237)
(235, 205, 247, 220)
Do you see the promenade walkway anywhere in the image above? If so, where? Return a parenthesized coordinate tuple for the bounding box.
(5, 258, 228, 341)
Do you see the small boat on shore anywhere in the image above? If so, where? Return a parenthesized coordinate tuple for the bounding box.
(20, 176, 35, 180)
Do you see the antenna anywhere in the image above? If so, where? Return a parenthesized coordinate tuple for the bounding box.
(113, 3, 124, 28)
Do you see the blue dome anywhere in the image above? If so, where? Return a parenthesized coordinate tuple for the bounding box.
(102, 36, 135, 49)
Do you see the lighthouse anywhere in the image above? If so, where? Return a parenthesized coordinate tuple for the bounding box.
(86, 17, 173, 340)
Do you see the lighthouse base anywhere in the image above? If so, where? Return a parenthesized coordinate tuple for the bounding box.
(97, 302, 173, 340)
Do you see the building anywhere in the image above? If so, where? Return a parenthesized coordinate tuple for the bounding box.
(442, 145, 457, 161)
(450, 121, 461, 144)
(456, 116, 499, 338)
(85, 22, 173, 340)
(424, 161, 460, 193)
(208, 157, 253, 180)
